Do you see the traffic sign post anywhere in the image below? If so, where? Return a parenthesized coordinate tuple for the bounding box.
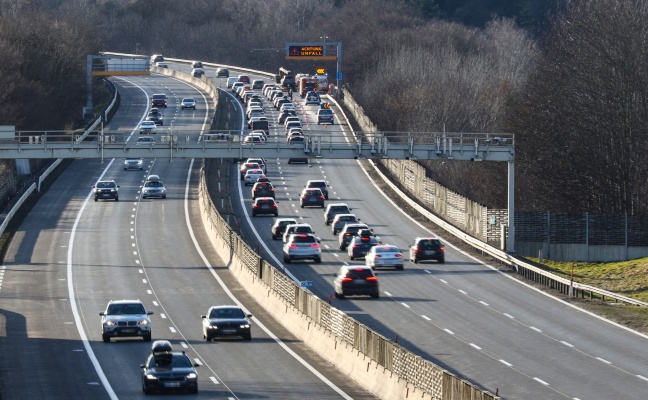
(285, 41, 343, 99)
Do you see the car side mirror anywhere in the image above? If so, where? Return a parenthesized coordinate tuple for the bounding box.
(140, 364, 146, 369)
(99, 312, 105, 316)
(201, 315, 207, 319)
(247, 314, 253, 318)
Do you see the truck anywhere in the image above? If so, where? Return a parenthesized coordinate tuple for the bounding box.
(315, 74, 329, 93)
(279, 67, 295, 91)
(298, 76, 319, 98)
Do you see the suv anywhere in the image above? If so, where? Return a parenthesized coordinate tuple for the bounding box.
(348, 232, 381, 260)
(409, 237, 445, 263)
(251, 181, 275, 199)
(300, 188, 325, 208)
(252, 197, 278, 217)
(305, 179, 329, 199)
(271, 218, 298, 240)
(331, 214, 359, 235)
(93, 180, 119, 201)
(141, 340, 199, 394)
(99, 300, 153, 342)
(324, 203, 352, 225)
(217, 68, 229, 78)
(317, 108, 334, 124)
(252, 79, 264, 89)
(333, 266, 379, 299)
(191, 61, 203, 69)
(283, 233, 321, 264)
(282, 223, 316, 243)
(338, 223, 370, 250)
(151, 93, 168, 108)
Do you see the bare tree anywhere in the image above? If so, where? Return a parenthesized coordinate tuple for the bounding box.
(508, 0, 648, 215)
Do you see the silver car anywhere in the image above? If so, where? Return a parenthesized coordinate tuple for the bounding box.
(181, 98, 196, 110)
(124, 158, 144, 170)
(99, 300, 153, 342)
(142, 178, 167, 199)
(139, 121, 157, 134)
(282, 233, 321, 263)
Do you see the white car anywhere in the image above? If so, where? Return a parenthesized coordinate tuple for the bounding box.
(99, 300, 153, 342)
(365, 244, 404, 270)
(139, 121, 157, 134)
(279, 103, 296, 113)
(244, 168, 265, 185)
(282, 233, 321, 264)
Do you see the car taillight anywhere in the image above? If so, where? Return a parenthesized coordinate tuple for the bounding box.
(289, 244, 297, 249)
(440, 246, 445, 252)
(352, 245, 358, 249)
(374, 255, 381, 258)
(395, 254, 403, 258)
(413, 247, 420, 254)
(341, 277, 353, 282)
(310, 243, 319, 249)
(253, 204, 259, 208)
(361, 238, 370, 242)
(319, 196, 324, 199)
(366, 276, 378, 282)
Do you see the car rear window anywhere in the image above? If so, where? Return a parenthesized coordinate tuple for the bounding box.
(418, 239, 441, 249)
(345, 268, 374, 279)
(292, 235, 316, 243)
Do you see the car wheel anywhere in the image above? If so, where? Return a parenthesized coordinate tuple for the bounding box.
(300, 204, 304, 208)
(335, 292, 345, 299)
(274, 212, 278, 216)
(114, 197, 118, 201)
(349, 254, 354, 260)
(102, 334, 110, 343)
(371, 292, 380, 299)
(143, 333, 151, 342)
(190, 386, 198, 394)
(339, 244, 345, 250)
(160, 122, 163, 126)
(243, 333, 251, 341)
(272, 234, 277, 240)
(397, 265, 404, 270)
(252, 212, 257, 217)
(314, 257, 321, 263)
(325, 195, 329, 200)
(332, 229, 337, 235)
(438, 257, 445, 263)
(94, 198, 98, 202)
(143, 382, 152, 395)
(123, 168, 127, 171)
(284, 257, 291, 264)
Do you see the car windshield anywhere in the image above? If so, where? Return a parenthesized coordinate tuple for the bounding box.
(97, 182, 115, 188)
(377, 246, 399, 253)
(150, 354, 192, 368)
(210, 308, 245, 319)
(145, 181, 163, 187)
(107, 303, 145, 315)
(345, 268, 374, 279)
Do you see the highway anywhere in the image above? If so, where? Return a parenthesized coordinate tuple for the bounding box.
(0, 73, 377, 399)
(196, 63, 648, 400)
(1, 60, 648, 400)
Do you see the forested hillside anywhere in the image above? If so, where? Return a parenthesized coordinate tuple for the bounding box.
(1, 0, 647, 219)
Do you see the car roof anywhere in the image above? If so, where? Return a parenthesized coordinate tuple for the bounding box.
(108, 299, 143, 305)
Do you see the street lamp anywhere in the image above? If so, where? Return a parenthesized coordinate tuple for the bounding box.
(320, 35, 329, 43)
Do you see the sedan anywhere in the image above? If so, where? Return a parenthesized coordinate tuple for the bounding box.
(136, 136, 155, 145)
(141, 179, 166, 199)
(181, 98, 196, 110)
(365, 245, 404, 270)
(201, 306, 252, 341)
(244, 169, 265, 185)
(124, 158, 144, 171)
(139, 121, 157, 134)
(271, 218, 298, 240)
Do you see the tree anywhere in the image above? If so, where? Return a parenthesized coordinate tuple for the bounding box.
(508, 0, 648, 215)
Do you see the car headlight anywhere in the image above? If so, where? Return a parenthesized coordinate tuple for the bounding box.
(105, 320, 116, 326)
(186, 373, 197, 379)
(139, 319, 150, 325)
(145, 374, 157, 380)
(240, 324, 250, 329)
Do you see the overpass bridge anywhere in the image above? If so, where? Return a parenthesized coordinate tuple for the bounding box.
(0, 129, 514, 161)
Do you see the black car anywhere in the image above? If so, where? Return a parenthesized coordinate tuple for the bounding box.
(409, 237, 445, 263)
(201, 305, 252, 341)
(333, 266, 379, 299)
(141, 341, 199, 394)
(217, 68, 229, 77)
(347, 234, 380, 260)
(300, 188, 325, 208)
(252, 197, 278, 217)
(93, 180, 119, 201)
(305, 179, 329, 199)
(338, 223, 370, 250)
(324, 203, 352, 225)
(271, 218, 298, 240)
(278, 110, 297, 124)
(252, 181, 275, 199)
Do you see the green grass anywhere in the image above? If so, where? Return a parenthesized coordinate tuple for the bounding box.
(529, 258, 648, 303)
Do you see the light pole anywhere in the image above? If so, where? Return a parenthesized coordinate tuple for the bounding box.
(320, 35, 329, 43)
